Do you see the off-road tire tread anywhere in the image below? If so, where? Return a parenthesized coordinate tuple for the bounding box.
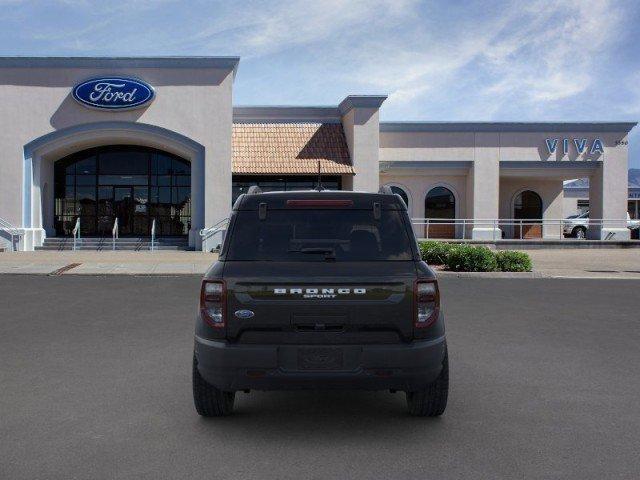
(192, 355, 235, 416)
(406, 347, 449, 417)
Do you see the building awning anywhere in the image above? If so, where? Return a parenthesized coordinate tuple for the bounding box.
(232, 123, 354, 175)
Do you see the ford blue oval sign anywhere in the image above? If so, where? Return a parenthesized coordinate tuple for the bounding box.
(72, 77, 155, 110)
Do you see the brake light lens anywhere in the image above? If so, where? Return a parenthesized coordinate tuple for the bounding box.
(286, 199, 354, 208)
(200, 280, 226, 328)
(414, 280, 439, 328)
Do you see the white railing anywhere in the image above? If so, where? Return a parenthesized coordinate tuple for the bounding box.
(72, 217, 81, 251)
(0, 217, 23, 252)
(411, 218, 636, 241)
(200, 218, 229, 252)
(112, 218, 119, 251)
(150, 218, 156, 252)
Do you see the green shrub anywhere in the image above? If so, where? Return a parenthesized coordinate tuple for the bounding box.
(419, 241, 454, 265)
(495, 250, 532, 272)
(445, 245, 497, 272)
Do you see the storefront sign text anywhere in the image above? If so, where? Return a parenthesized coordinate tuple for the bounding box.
(72, 77, 155, 110)
(545, 138, 604, 156)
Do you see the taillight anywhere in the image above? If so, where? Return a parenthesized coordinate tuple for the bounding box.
(414, 280, 439, 328)
(286, 199, 354, 208)
(200, 280, 226, 328)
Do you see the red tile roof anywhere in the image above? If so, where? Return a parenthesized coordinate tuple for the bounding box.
(232, 123, 354, 175)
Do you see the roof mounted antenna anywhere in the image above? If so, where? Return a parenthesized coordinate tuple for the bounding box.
(316, 160, 324, 191)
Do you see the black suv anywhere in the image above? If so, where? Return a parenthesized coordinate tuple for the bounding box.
(193, 187, 448, 416)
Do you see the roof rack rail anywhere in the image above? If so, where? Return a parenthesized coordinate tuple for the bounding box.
(378, 185, 394, 195)
(246, 185, 262, 195)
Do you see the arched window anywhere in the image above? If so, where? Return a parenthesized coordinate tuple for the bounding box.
(425, 186, 456, 238)
(514, 190, 543, 238)
(54, 145, 190, 237)
(389, 186, 409, 209)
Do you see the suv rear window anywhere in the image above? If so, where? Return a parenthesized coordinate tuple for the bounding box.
(226, 210, 414, 261)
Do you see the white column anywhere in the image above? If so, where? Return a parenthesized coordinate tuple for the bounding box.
(588, 139, 630, 240)
(471, 133, 501, 240)
(189, 150, 205, 250)
(340, 96, 386, 193)
(20, 154, 46, 250)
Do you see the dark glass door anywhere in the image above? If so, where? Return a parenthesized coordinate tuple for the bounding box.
(114, 187, 134, 236)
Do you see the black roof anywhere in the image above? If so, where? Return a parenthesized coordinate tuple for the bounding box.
(234, 189, 406, 210)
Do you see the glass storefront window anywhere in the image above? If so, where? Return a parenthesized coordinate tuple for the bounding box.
(231, 175, 342, 205)
(54, 146, 190, 237)
(629, 200, 639, 220)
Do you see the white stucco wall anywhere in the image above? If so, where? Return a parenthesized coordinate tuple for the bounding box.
(341, 97, 385, 193)
(380, 125, 634, 240)
(0, 58, 236, 249)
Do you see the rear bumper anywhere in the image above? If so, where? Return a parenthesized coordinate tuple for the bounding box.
(194, 335, 446, 392)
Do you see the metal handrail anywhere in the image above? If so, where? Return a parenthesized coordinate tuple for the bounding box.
(200, 218, 229, 252)
(410, 218, 636, 241)
(72, 218, 81, 251)
(0, 217, 23, 252)
(112, 218, 119, 251)
(150, 218, 156, 252)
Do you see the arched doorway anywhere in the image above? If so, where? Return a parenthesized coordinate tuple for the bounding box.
(513, 190, 542, 239)
(53, 145, 191, 237)
(425, 186, 456, 238)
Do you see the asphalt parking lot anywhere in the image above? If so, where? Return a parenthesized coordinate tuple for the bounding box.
(2, 275, 640, 479)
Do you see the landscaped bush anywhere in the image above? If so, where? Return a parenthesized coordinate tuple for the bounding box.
(419, 241, 454, 265)
(495, 250, 532, 272)
(418, 241, 533, 273)
(445, 245, 498, 272)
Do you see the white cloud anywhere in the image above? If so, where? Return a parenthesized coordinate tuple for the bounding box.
(188, 0, 420, 58)
(336, 0, 624, 118)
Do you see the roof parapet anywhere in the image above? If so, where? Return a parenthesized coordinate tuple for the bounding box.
(0, 56, 241, 77)
(380, 121, 638, 133)
(338, 95, 387, 116)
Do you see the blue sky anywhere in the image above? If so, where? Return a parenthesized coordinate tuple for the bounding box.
(1, 0, 639, 167)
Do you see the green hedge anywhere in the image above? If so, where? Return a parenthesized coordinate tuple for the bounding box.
(446, 245, 497, 272)
(418, 241, 532, 272)
(495, 250, 532, 272)
(419, 241, 454, 265)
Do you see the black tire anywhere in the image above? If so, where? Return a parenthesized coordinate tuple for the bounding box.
(192, 355, 235, 417)
(573, 227, 586, 239)
(406, 347, 449, 417)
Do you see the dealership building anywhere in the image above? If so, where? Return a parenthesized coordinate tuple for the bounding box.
(0, 56, 636, 250)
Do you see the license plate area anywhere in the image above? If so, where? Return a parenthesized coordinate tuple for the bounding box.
(297, 347, 344, 370)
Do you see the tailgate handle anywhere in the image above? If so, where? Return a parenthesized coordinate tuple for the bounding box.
(295, 323, 344, 333)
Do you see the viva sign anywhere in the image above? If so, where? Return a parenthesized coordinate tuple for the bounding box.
(545, 137, 604, 156)
(72, 77, 155, 110)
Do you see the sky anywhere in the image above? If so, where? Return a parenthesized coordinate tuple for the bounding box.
(1, 0, 639, 168)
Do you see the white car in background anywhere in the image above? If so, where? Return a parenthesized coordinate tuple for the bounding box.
(563, 211, 640, 239)
(563, 211, 589, 239)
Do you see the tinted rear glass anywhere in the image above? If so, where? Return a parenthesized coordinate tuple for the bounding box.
(226, 210, 414, 261)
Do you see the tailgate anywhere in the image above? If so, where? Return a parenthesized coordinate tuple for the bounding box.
(223, 261, 416, 344)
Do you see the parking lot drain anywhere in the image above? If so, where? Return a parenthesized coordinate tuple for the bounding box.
(49, 263, 82, 276)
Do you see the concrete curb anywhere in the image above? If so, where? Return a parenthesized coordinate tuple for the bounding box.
(436, 270, 544, 278)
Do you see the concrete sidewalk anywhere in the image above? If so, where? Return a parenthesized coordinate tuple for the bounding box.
(0, 249, 638, 278)
(0, 251, 217, 275)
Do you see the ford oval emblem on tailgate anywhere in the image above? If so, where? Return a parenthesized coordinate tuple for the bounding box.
(234, 310, 255, 319)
